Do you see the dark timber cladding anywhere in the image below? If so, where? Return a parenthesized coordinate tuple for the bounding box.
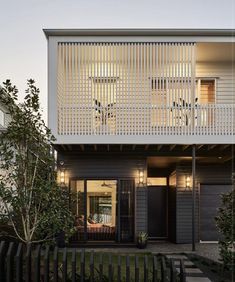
(175, 163, 232, 243)
(57, 145, 233, 243)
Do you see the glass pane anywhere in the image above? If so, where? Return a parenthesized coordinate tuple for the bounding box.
(71, 180, 85, 241)
(120, 179, 135, 242)
(147, 177, 167, 186)
(87, 180, 117, 240)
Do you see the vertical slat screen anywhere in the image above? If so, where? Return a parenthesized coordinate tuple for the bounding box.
(56, 42, 234, 137)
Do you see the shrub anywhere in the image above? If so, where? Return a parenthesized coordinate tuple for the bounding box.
(215, 174, 235, 271)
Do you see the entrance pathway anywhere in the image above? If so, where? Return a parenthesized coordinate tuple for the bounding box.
(148, 242, 220, 263)
(166, 254, 211, 282)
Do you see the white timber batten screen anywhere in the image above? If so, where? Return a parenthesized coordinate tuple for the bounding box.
(57, 42, 234, 137)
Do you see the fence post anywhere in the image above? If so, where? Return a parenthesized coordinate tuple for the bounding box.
(108, 253, 113, 282)
(126, 255, 130, 282)
(6, 242, 15, 282)
(53, 247, 58, 282)
(15, 243, 23, 282)
(80, 249, 85, 282)
(144, 255, 148, 282)
(25, 243, 32, 282)
(90, 250, 94, 282)
(152, 255, 158, 282)
(117, 255, 121, 282)
(34, 244, 41, 282)
(170, 259, 177, 282)
(135, 256, 139, 282)
(99, 253, 103, 281)
(180, 259, 186, 282)
(161, 257, 167, 282)
(44, 245, 50, 282)
(71, 248, 76, 282)
(0, 241, 8, 282)
(62, 247, 67, 282)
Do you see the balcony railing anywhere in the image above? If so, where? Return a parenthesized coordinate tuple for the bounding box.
(58, 104, 234, 136)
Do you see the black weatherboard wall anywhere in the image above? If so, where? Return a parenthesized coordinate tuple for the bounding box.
(58, 153, 148, 236)
(175, 164, 232, 243)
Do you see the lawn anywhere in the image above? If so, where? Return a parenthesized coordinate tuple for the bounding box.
(47, 250, 172, 281)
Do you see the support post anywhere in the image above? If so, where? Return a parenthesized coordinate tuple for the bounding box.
(192, 144, 196, 251)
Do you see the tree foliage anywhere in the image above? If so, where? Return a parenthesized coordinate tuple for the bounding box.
(215, 173, 235, 270)
(0, 79, 74, 244)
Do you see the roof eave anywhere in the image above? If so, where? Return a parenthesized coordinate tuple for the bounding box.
(43, 28, 235, 38)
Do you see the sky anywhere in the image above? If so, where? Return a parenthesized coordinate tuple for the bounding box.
(0, 0, 234, 123)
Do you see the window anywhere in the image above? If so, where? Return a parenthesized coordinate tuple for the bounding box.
(147, 177, 167, 186)
(0, 109, 4, 126)
(197, 79, 216, 104)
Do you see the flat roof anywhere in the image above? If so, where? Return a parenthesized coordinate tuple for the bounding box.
(43, 28, 235, 38)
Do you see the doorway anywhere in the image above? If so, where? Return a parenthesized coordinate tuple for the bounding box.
(70, 178, 135, 242)
(148, 186, 167, 239)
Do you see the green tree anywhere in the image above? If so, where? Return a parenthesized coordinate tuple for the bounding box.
(0, 79, 75, 244)
(215, 172, 235, 271)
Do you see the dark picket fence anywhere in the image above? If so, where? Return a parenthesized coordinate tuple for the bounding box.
(0, 241, 186, 282)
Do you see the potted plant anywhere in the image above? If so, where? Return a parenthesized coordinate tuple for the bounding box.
(136, 232, 148, 249)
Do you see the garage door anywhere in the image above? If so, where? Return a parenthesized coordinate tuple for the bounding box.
(200, 184, 232, 241)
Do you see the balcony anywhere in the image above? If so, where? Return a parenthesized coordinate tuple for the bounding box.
(53, 42, 234, 144)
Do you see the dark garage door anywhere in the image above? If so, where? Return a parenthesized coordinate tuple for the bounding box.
(200, 184, 232, 241)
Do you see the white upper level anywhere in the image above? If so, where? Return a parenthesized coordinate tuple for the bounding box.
(44, 29, 235, 144)
(0, 102, 10, 132)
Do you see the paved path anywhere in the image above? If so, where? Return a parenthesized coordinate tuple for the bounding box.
(166, 254, 211, 282)
(148, 242, 220, 262)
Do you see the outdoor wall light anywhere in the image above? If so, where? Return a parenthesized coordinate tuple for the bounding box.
(139, 170, 144, 185)
(60, 170, 65, 185)
(186, 176, 191, 189)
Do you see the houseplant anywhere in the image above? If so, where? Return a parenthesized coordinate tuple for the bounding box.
(136, 232, 148, 249)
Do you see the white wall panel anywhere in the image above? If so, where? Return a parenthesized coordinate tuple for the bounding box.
(57, 42, 208, 137)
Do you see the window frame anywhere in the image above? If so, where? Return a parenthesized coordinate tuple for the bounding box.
(196, 77, 217, 104)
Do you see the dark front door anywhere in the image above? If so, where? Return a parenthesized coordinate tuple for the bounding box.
(119, 179, 135, 242)
(200, 184, 232, 241)
(148, 186, 167, 239)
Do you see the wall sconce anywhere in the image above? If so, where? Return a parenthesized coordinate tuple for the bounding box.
(60, 169, 65, 185)
(139, 170, 144, 185)
(186, 176, 191, 189)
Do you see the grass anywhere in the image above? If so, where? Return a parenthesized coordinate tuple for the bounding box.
(43, 250, 172, 281)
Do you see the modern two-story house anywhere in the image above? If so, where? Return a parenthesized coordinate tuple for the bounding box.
(44, 29, 234, 246)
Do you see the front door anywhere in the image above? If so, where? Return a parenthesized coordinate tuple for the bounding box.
(148, 186, 167, 239)
(70, 178, 135, 242)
